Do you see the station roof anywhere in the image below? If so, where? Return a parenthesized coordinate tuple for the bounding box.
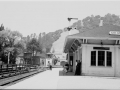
(68, 25, 120, 39)
(64, 25, 120, 53)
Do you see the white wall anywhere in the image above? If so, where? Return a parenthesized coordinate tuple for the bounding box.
(114, 46, 120, 77)
(81, 44, 117, 77)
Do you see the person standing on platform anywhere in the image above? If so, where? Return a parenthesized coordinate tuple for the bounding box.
(49, 63, 52, 70)
(48, 61, 52, 70)
(64, 63, 69, 73)
(75, 60, 81, 75)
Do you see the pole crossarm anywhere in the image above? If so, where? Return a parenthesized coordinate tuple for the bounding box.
(67, 17, 78, 31)
(67, 17, 78, 22)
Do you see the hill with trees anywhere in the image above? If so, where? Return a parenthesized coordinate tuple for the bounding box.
(25, 29, 63, 54)
(1, 13, 120, 64)
(52, 13, 120, 53)
(66, 13, 120, 32)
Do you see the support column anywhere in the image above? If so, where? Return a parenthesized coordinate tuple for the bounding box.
(115, 46, 119, 77)
(8, 52, 10, 64)
(76, 50, 78, 60)
(68, 52, 70, 64)
(73, 52, 76, 73)
(78, 49, 79, 60)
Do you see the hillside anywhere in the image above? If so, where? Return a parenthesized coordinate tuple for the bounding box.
(51, 29, 79, 53)
(43, 13, 120, 53)
(41, 29, 63, 53)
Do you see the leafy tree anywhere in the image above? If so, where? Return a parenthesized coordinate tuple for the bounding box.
(0, 29, 24, 64)
(40, 30, 62, 53)
(8, 30, 22, 47)
(82, 15, 101, 29)
(52, 48, 55, 53)
(71, 20, 82, 30)
(102, 13, 120, 26)
(38, 33, 43, 53)
(26, 35, 30, 42)
(26, 38, 41, 56)
(0, 24, 4, 31)
(46, 47, 51, 53)
(89, 15, 101, 28)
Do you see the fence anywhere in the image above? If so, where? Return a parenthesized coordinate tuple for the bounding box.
(0, 64, 39, 79)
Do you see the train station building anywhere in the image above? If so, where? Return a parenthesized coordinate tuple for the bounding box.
(63, 25, 120, 77)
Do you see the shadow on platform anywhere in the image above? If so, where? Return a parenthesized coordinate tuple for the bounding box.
(59, 70, 75, 76)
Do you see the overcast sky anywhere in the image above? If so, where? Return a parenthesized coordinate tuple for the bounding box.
(0, 0, 120, 36)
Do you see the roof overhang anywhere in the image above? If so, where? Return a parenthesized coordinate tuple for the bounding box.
(63, 25, 120, 53)
(68, 35, 120, 40)
(63, 35, 120, 53)
(63, 37, 74, 53)
(63, 35, 82, 53)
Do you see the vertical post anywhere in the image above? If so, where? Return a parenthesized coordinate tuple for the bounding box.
(73, 52, 76, 73)
(105, 51, 106, 67)
(96, 51, 98, 66)
(78, 47, 80, 61)
(68, 52, 70, 63)
(8, 52, 10, 64)
(67, 17, 78, 35)
(68, 20, 71, 35)
(68, 52, 70, 71)
(75, 51, 77, 69)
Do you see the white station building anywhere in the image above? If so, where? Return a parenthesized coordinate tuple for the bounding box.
(63, 25, 120, 77)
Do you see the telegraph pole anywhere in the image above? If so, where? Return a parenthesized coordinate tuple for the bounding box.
(67, 17, 78, 35)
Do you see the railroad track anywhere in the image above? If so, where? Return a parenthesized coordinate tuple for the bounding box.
(0, 69, 46, 87)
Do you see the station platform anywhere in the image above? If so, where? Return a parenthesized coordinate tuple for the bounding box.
(3, 68, 120, 89)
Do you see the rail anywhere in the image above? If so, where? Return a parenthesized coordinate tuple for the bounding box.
(0, 64, 40, 79)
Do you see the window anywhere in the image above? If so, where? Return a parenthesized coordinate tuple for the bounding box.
(91, 51, 96, 66)
(98, 51, 105, 66)
(91, 50, 112, 67)
(106, 51, 112, 66)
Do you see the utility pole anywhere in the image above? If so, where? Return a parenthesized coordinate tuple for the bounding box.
(67, 17, 78, 72)
(67, 17, 78, 35)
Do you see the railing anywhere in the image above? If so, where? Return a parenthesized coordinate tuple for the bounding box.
(0, 64, 40, 79)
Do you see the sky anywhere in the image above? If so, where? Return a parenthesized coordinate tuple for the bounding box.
(0, 0, 120, 37)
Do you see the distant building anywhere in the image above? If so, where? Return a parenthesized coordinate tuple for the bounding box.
(17, 52, 46, 66)
(64, 25, 120, 77)
(45, 53, 54, 66)
(52, 52, 67, 65)
(16, 53, 24, 64)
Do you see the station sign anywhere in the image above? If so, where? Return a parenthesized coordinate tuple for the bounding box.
(109, 31, 120, 35)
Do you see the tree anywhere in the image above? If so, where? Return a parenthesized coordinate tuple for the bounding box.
(26, 38, 41, 56)
(46, 47, 51, 53)
(0, 29, 24, 64)
(8, 30, 22, 47)
(71, 20, 82, 30)
(38, 33, 43, 53)
(0, 24, 4, 31)
(10, 41, 25, 64)
(52, 48, 55, 53)
(26, 35, 30, 42)
(82, 15, 101, 29)
(89, 15, 101, 28)
(102, 13, 120, 26)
